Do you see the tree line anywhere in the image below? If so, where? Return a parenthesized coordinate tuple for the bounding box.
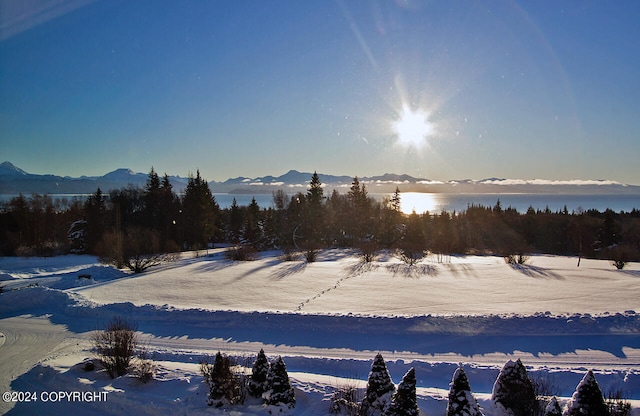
(1, 168, 639, 268)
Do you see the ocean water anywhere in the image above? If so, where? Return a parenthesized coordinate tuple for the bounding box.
(2, 193, 640, 214)
(211, 193, 640, 214)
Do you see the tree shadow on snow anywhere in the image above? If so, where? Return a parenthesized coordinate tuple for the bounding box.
(385, 263, 438, 278)
(510, 264, 565, 280)
(345, 261, 380, 277)
(192, 257, 239, 273)
(269, 262, 307, 280)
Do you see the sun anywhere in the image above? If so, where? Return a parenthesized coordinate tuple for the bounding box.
(392, 104, 435, 148)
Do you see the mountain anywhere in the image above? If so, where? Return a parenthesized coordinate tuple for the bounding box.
(1, 161, 639, 196)
(0, 161, 28, 176)
(0, 162, 188, 195)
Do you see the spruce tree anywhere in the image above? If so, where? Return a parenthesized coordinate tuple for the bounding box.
(543, 397, 562, 416)
(447, 367, 484, 416)
(386, 367, 418, 416)
(565, 371, 608, 416)
(304, 171, 325, 245)
(265, 356, 295, 408)
(248, 349, 270, 398)
(491, 359, 536, 416)
(206, 352, 234, 407)
(360, 353, 395, 416)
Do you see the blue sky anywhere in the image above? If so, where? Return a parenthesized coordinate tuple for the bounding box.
(1, 0, 639, 184)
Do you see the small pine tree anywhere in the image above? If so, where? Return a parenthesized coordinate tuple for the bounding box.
(207, 352, 234, 406)
(491, 359, 536, 416)
(565, 371, 608, 416)
(544, 396, 562, 416)
(248, 349, 270, 398)
(265, 356, 295, 408)
(386, 367, 418, 416)
(360, 353, 396, 416)
(446, 367, 484, 416)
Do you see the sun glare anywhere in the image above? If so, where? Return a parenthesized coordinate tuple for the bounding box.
(392, 104, 435, 148)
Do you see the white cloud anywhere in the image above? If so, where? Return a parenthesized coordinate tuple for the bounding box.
(480, 179, 623, 186)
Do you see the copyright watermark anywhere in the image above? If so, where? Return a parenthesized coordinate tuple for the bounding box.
(3, 390, 108, 403)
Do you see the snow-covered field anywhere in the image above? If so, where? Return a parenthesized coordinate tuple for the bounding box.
(1, 250, 639, 415)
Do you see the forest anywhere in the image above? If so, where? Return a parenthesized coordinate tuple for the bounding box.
(1, 168, 639, 270)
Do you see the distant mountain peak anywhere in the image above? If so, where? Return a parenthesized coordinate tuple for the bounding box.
(0, 161, 28, 176)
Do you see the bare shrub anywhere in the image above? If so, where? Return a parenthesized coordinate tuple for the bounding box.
(357, 240, 379, 263)
(92, 316, 138, 378)
(531, 372, 562, 416)
(330, 379, 362, 415)
(605, 388, 632, 416)
(225, 245, 258, 261)
(278, 248, 300, 262)
(531, 372, 562, 398)
(305, 248, 319, 263)
(504, 253, 530, 265)
(98, 226, 177, 273)
(608, 245, 637, 270)
(132, 347, 155, 383)
(395, 246, 425, 266)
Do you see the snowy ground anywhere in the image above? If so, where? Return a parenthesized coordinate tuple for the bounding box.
(1, 250, 639, 415)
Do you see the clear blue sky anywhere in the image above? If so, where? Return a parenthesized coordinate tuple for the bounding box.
(1, 0, 639, 184)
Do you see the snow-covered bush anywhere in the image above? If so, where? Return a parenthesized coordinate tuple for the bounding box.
(386, 367, 418, 416)
(265, 355, 295, 408)
(360, 353, 395, 416)
(446, 367, 484, 416)
(543, 396, 562, 416)
(92, 316, 139, 378)
(565, 371, 608, 416)
(491, 359, 537, 416)
(67, 219, 88, 253)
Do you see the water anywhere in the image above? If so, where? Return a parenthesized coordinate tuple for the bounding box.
(214, 193, 640, 214)
(3, 192, 640, 214)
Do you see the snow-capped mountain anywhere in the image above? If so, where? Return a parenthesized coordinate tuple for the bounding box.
(1, 161, 638, 196)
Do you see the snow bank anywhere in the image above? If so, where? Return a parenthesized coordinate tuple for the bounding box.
(1, 251, 639, 415)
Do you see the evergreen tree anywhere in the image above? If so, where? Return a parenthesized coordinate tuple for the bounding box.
(347, 176, 372, 244)
(386, 367, 418, 416)
(143, 167, 161, 230)
(248, 349, 270, 398)
(446, 367, 484, 416)
(491, 359, 536, 416)
(307, 171, 324, 207)
(84, 187, 107, 252)
(391, 187, 402, 212)
(243, 197, 262, 248)
(181, 170, 218, 249)
(158, 173, 179, 245)
(360, 353, 395, 416)
(228, 198, 243, 244)
(544, 397, 562, 416)
(304, 171, 325, 245)
(206, 352, 235, 407)
(265, 356, 295, 408)
(565, 371, 608, 416)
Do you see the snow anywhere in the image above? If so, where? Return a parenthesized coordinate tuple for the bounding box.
(1, 250, 639, 415)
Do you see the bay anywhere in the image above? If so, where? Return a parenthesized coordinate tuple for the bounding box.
(3, 192, 640, 214)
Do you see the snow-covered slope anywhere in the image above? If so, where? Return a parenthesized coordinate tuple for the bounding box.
(0, 251, 638, 415)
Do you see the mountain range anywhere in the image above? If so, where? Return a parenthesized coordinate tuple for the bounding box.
(1, 161, 639, 196)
